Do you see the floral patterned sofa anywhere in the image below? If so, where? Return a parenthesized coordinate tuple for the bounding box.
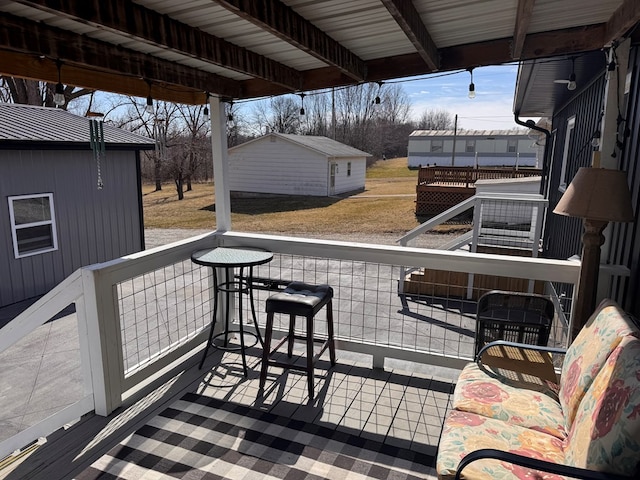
(436, 299, 640, 479)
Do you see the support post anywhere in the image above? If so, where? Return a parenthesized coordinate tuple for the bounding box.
(210, 96, 231, 232)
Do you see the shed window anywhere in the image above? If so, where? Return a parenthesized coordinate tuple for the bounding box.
(507, 139, 517, 153)
(465, 140, 476, 153)
(431, 140, 443, 152)
(347, 162, 352, 176)
(8, 193, 58, 258)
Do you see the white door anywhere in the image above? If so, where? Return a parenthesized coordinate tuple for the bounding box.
(329, 162, 337, 195)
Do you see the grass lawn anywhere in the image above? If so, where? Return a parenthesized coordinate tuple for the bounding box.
(142, 157, 458, 234)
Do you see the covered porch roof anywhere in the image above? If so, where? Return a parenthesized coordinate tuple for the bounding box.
(0, 1, 638, 105)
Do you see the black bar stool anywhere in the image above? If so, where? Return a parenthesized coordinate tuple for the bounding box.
(259, 282, 336, 399)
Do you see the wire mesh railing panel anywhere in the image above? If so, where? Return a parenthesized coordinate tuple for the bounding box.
(230, 253, 574, 360)
(117, 258, 212, 374)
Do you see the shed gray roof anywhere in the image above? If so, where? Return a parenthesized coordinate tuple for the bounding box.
(0, 103, 154, 148)
(231, 133, 371, 158)
(410, 129, 528, 138)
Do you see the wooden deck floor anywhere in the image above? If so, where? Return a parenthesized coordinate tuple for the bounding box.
(1, 347, 458, 480)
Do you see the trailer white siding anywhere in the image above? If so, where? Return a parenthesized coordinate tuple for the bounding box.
(408, 130, 538, 168)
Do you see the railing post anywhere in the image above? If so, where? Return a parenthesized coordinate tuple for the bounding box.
(467, 196, 483, 299)
(80, 267, 125, 416)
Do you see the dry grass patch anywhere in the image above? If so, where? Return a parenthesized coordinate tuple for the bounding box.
(142, 157, 466, 235)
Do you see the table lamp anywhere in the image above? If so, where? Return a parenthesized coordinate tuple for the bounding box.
(553, 167, 634, 340)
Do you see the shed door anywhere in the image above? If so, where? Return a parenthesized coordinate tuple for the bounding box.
(329, 162, 337, 195)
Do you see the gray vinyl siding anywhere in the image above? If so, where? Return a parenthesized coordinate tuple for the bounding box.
(610, 46, 640, 318)
(542, 73, 606, 265)
(0, 149, 142, 307)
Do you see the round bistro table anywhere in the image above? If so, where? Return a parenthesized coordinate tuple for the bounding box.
(191, 247, 273, 375)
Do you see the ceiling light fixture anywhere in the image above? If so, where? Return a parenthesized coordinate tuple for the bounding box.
(53, 60, 65, 107)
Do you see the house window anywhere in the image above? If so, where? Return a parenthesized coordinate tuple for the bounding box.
(431, 140, 443, 152)
(465, 140, 476, 153)
(507, 139, 517, 153)
(559, 116, 576, 191)
(8, 193, 58, 258)
(347, 162, 352, 176)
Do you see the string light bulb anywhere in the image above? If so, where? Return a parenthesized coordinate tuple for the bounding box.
(53, 60, 65, 107)
(299, 92, 306, 116)
(374, 81, 383, 104)
(227, 100, 234, 122)
(145, 80, 154, 114)
(567, 57, 577, 91)
(467, 68, 476, 99)
(203, 92, 209, 121)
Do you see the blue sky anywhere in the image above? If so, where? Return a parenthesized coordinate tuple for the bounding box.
(399, 63, 522, 130)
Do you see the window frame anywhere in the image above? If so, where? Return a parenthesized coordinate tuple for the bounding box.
(465, 139, 476, 153)
(431, 139, 443, 152)
(559, 116, 576, 192)
(347, 161, 352, 176)
(507, 138, 518, 153)
(8, 193, 59, 259)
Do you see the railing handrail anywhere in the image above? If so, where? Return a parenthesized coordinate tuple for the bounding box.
(398, 194, 547, 246)
(417, 166, 543, 186)
(217, 231, 579, 284)
(0, 268, 83, 354)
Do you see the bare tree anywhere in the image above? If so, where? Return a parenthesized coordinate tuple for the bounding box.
(0, 77, 92, 109)
(176, 104, 210, 191)
(252, 96, 300, 134)
(416, 108, 454, 130)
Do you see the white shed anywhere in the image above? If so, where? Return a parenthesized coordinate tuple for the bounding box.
(228, 133, 370, 197)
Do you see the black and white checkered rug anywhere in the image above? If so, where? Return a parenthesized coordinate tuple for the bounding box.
(76, 392, 434, 479)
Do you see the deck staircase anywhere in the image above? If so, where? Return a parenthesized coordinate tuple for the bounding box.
(399, 193, 548, 299)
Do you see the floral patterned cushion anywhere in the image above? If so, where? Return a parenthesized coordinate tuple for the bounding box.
(559, 300, 636, 428)
(453, 363, 567, 439)
(563, 335, 640, 477)
(436, 410, 566, 480)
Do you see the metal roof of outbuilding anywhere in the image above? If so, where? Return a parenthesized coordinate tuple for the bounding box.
(0, 103, 155, 149)
(410, 129, 528, 137)
(230, 133, 371, 158)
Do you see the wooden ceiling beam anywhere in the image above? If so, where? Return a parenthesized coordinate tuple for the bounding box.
(14, 0, 301, 92)
(214, 0, 366, 82)
(512, 0, 536, 59)
(0, 50, 205, 105)
(605, 0, 640, 46)
(0, 12, 240, 102)
(380, 0, 439, 70)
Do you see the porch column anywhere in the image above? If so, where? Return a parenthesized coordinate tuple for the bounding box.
(210, 96, 231, 231)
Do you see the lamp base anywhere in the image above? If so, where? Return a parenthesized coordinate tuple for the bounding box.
(569, 219, 607, 341)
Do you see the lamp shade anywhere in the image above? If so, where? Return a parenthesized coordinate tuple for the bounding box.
(553, 167, 634, 223)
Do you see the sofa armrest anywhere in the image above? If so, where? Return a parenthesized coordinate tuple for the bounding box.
(475, 340, 566, 384)
(455, 449, 631, 480)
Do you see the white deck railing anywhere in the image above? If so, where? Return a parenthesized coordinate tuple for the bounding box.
(0, 230, 580, 460)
